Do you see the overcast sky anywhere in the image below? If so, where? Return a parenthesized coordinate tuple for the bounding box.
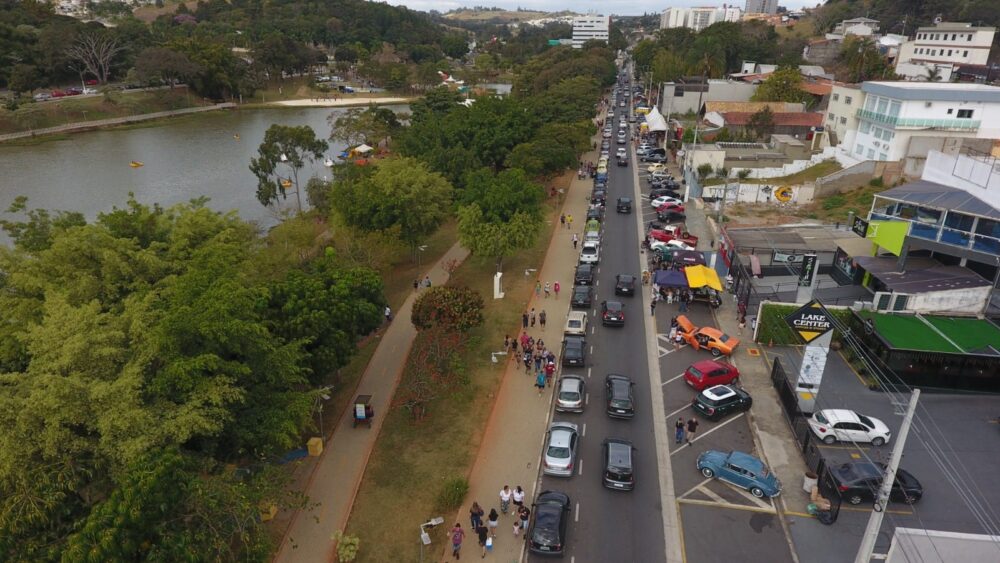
(384, 1, 821, 17)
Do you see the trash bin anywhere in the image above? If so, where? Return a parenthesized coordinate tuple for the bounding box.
(802, 471, 818, 494)
(307, 437, 324, 457)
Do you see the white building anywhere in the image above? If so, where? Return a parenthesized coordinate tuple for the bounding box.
(572, 15, 610, 48)
(895, 22, 997, 80)
(849, 81, 1000, 176)
(744, 0, 777, 15)
(828, 17, 880, 39)
(825, 83, 862, 146)
(660, 6, 742, 32)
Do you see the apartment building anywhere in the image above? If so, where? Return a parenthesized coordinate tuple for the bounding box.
(571, 15, 610, 48)
(744, 0, 777, 15)
(660, 6, 742, 32)
(825, 83, 861, 146)
(895, 22, 996, 80)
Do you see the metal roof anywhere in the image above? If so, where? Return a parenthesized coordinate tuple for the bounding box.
(875, 180, 1000, 220)
(862, 81, 1000, 103)
(853, 256, 992, 293)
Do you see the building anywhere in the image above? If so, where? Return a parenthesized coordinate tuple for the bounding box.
(825, 83, 861, 146)
(895, 22, 996, 80)
(571, 15, 609, 48)
(830, 17, 880, 38)
(849, 81, 1000, 175)
(659, 78, 758, 117)
(660, 6, 742, 32)
(744, 0, 777, 15)
(707, 111, 825, 138)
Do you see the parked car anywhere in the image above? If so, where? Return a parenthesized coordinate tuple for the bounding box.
(650, 195, 683, 209)
(543, 422, 579, 477)
(676, 315, 740, 356)
(605, 374, 635, 419)
(650, 240, 694, 253)
(579, 241, 600, 264)
(561, 335, 586, 367)
(602, 438, 636, 491)
(657, 210, 687, 223)
(65, 87, 82, 95)
(684, 360, 741, 390)
(614, 274, 636, 296)
(616, 197, 632, 213)
(555, 375, 586, 413)
(32, 92, 52, 102)
(808, 409, 892, 446)
(649, 188, 681, 200)
(528, 490, 571, 556)
(586, 206, 603, 222)
(602, 130, 612, 139)
(831, 462, 922, 505)
(647, 163, 667, 174)
(636, 144, 652, 156)
(697, 450, 781, 498)
(642, 153, 667, 164)
(564, 311, 589, 336)
(570, 285, 594, 309)
(692, 385, 752, 421)
(616, 147, 627, 158)
(600, 300, 625, 327)
(601, 140, 610, 150)
(591, 190, 607, 205)
(50, 90, 68, 98)
(617, 134, 627, 145)
(617, 156, 628, 167)
(647, 228, 697, 248)
(574, 264, 595, 286)
(655, 202, 686, 215)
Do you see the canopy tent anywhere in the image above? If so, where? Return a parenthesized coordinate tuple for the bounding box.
(664, 249, 707, 267)
(685, 265, 723, 291)
(653, 269, 687, 288)
(354, 144, 374, 154)
(644, 107, 668, 133)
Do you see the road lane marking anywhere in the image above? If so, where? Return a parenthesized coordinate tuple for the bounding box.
(578, 458, 583, 475)
(678, 478, 714, 499)
(670, 414, 745, 456)
(661, 372, 685, 386)
(575, 502, 580, 522)
(585, 393, 590, 405)
(587, 367, 592, 378)
(591, 326, 595, 334)
(582, 423, 587, 437)
(590, 345, 594, 354)
(665, 403, 692, 421)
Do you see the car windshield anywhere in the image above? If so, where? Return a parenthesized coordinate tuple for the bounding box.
(568, 320, 582, 328)
(559, 391, 580, 401)
(610, 398, 631, 408)
(699, 395, 725, 407)
(719, 334, 730, 343)
(857, 414, 875, 428)
(814, 412, 829, 424)
(606, 303, 622, 312)
(547, 445, 570, 458)
(582, 248, 597, 255)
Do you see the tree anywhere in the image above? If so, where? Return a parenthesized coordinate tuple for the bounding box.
(411, 286, 485, 339)
(7, 64, 39, 95)
(460, 168, 544, 222)
(838, 36, 896, 83)
(457, 204, 541, 273)
(651, 50, 687, 83)
(924, 66, 944, 82)
(751, 66, 810, 104)
(328, 105, 401, 148)
(250, 124, 329, 212)
(696, 164, 714, 183)
(66, 32, 125, 84)
(134, 46, 201, 88)
(331, 157, 453, 256)
(747, 106, 776, 141)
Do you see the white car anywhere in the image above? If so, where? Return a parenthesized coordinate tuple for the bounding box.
(808, 409, 892, 446)
(647, 163, 667, 174)
(564, 311, 589, 336)
(602, 130, 612, 138)
(579, 241, 600, 264)
(616, 148, 627, 158)
(650, 195, 683, 208)
(650, 240, 693, 252)
(617, 134, 627, 145)
(636, 145, 652, 155)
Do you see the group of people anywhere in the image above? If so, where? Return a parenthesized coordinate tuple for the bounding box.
(534, 280, 560, 299)
(412, 276, 432, 291)
(651, 285, 692, 313)
(505, 332, 557, 394)
(520, 308, 548, 330)
(455, 486, 530, 559)
(578, 161, 599, 179)
(674, 416, 700, 445)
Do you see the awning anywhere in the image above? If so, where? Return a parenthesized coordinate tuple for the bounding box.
(835, 236, 874, 258)
(354, 144, 374, 154)
(653, 269, 688, 288)
(645, 106, 668, 132)
(685, 265, 723, 291)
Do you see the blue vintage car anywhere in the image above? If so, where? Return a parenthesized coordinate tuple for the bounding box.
(696, 450, 781, 498)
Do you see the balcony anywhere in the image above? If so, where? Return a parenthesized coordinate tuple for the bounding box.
(869, 214, 1000, 256)
(856, 109, 981, 130)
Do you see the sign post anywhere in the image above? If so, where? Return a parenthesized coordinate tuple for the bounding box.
(785, 300, 834, 414)
(794, 254, 819, 303)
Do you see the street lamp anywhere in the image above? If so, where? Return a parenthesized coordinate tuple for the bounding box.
(314, 386, 332, 439)
(419, 517, 444, 562)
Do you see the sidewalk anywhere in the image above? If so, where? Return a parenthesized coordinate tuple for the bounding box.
(273, 242, 470, 563)
(442, 139, 600, 561)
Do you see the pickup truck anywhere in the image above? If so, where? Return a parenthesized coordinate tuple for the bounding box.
(647, 225, 698, 247)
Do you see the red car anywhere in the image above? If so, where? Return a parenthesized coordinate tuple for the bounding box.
(85, 79, 99, 86)
(656, 202, 685, 214)
(647, 228, 698, 247)
(684, 360, 740, 391)
(50, 90, 68, 98)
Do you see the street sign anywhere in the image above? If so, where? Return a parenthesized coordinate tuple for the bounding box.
(785, 300, 834, 343)
(798, 254, 818, 287)
(852, 216, 870, 238)
(773, 251, 803, 264)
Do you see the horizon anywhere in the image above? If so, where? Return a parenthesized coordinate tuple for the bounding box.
(382, 1, 820, 17)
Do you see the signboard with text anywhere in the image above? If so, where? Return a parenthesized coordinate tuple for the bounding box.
(798, 254, 818, 288)
(852, 216, 870, 238)
(785, 300, 833, 343)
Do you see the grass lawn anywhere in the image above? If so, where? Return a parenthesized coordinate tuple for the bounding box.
(383, 221, 458, 312)
(343, 172, 572, 562)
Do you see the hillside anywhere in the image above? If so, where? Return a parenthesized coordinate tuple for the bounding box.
(443, 8, 575, 23)
(814, 0, 999, 34)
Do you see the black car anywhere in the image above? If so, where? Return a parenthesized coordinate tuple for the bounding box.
(561, 335, 586, 367)
(642, 153, 668, 164)
(617, 156, 628, 167)
(657, 210, 686, 223)
(586, 206, 604, 222)
(649, 188, 680, 200)
(605, 374, 635, 419)
(616, 197, 632, 213)
(591, 190, 607, 205)
(601, 300, 625, 327)
(691, 385, 753, 421)
(831, 462, 923, 506)
(528, 490, 571, 556)
(574, 263, 595, 286)
(614, 274, 636, 296)
(593, 179, 607, 191)
(571, 285, 594, 309)
(603, 438, 636, 491)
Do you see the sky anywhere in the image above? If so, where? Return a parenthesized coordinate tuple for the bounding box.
(383, 0, 820, 18)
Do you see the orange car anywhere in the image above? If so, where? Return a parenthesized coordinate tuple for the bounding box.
(675, 315, 740, 357)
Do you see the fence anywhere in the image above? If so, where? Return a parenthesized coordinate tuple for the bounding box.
(769, 358, 842, 521)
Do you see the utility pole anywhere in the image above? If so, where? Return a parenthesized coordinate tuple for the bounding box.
(854, 389, 921, 563)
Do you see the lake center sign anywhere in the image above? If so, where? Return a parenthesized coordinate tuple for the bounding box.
(785, 300, 833, 343)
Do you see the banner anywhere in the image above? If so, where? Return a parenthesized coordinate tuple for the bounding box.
(785, 300, 834, 343)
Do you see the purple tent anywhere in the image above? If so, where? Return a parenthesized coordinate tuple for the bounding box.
(653, 269, 687, 288)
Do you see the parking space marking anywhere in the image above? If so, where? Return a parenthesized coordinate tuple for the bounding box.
(586, 367, 592, 378)
(839, 505, 914, 515)
(669, 414, 746, 456)
(678, 478, 714, 499)
(575, 502, 580, 522)
(725, 483, 774, 509)
(585, 393, 589, 405)
(665, 403, 692, 420)
(582, 423, 586, 437)
(660, 372, 685, 386)
(697, 485, 729, 505)
(678, 497, 777, 515)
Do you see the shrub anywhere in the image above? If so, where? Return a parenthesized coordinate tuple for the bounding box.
(436, 476, 469, 511)
(332, 530, 361, 562)
(822, 195, 845, 210)
(869, 176, 884, 188)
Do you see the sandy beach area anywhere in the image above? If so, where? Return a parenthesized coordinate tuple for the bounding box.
(269, 97, 413, 108)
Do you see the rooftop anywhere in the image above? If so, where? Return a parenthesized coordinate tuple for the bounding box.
(916, 22, 996, 32)
(855, 310, 1000, 355)
(862, 81, 1000, 103)
(721, 111, 824, 127)
(703, 101, 803, 114)
(726, 224, 852, 253)
(876, 179, 1000, 221)
(853, 255, 993, 293)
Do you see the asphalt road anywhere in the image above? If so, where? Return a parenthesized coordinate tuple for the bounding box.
(527, 85, 666, 562)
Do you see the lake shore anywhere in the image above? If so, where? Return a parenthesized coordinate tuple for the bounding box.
(265, 97, 414, 108)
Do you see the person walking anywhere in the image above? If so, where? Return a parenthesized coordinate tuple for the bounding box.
(545, 360, 555, 386)
(499, 487, 512, 515)
(424, 275, 432, 288)
(544, 282, 551, 298)
(650, 298, 657, 317)
(560, 213, 566, 228)
(738, 316, 747, 334)
(533, 351, 543, 373)
(679, 291, 689, 313)
(384, 305, 392, 322)
(686, 417, 699, 446)
(503, 335, 510, 353)
(470, 502, 485, 530)
(522, 311, 529, 330)
(553, 281, 560, 298)
(487, 508, 500, 537)
(567, 214, 573, 230)
(413, 279, 420, 291)
(523, 350, 532, 373)
(536, 370, 546, 395)
(539, 310, 547, 330)
(518, 505, 530, 537)
(451, 523, 466, 560)
(535, 281, 542, 298)
(477, 523, 490, 558)
(572, 233, 578, 249)
(675, 417, 685, 444)
(512, 486, 525, 510)
(530, 308, 537, 328)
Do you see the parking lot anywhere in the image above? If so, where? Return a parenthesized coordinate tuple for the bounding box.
(767, 346, 1000, 561)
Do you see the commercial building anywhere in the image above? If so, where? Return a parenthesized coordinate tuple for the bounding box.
(659, 78, 758, 117)
(895, 22, 996, 81)
(849, 81, 1000, 175)
(744, 0, 777, 15)
(571, 15, 609, 48)
(660, 6, 742, 32)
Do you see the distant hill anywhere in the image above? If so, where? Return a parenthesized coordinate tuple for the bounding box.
(813, 0, 999, 35)
(443, 8, 576, 23)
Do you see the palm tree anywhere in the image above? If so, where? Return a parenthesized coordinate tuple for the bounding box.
(924, 66, 943, 82)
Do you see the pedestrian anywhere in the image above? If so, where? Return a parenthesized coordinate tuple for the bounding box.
(553, 281, 561, 298)
(523, 351, 532, 373)
(470, 502, 485, 530)
(536, 370, 546, 395)
(560, 213, 566, 228)
(424, 275, 432, 288)
(650, 299, 657, 317)
(513, 520, 521, 537)
(384, 305, 392, 322)
(510, 338, 518, 355)
(567, 215, 573, 230)
(666, 288, 674, 304)
(686, 417, 699, 446)
(534, 352, 542, 372)
(451, 523, 466, 560)
(738, 316, 747, 334)
(518, 505, 530, 535)
(530, 308, 537, 328)
(679, 291, 689, 313)
(499, 486, 512, 515)
(487, 508, 500, 536)
(477, 523, 489, 558)
(512, 486, 525, 509)
(520, 331, 530, 350)
(544, 282, 551, 298)
(539, 310, 547, 329)
(503, 335, 510, 353)
(535, 281, 541, 298)
(522, 311, 529, 329)
(413, 279, 420, 291)
(572, 233, 578, 249)
(545, 361, 555, 386)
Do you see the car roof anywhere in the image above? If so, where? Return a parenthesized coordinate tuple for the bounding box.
(817, 409, 861, 423)
(567, 311, 587, 322)
(577, 264, 593, 272)
(537, 490, 570, 505)
(618, 196, 632, 202)
(698, 327, 725, 338)
(836, 461, 884, 481)
(559, 376, 584, 391)
(605, 300, 623, 310)
(564, 335, 585, 344)
(702, 385, 737, 400)
(573, 285, 590, 293)
(549, 425, 577, 446)
(727, 451, 766, 472)
(617, 274, 635, 281)
(606, 440, 632, 465)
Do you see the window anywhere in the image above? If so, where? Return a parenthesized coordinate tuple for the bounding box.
(867, 148, 875, 159)
(856, 144, 864, 155)
(840, 116, 847, 124)
(860, 121, 871, 134)
(832, 93, 840, 101)
(889, 101, 901, 117)
(957, 109, 974, 119)
(879, 153, 888, 161)
(845, 96, 853, 104)
(948, 49, 953, 56)
(828, 112, 834, 121)
(865, 96, 877, 111)
(951, 34, 957, 41)
(873, 127, 883, 140)
(968, 34, 973, 41)
(947, 108, 954, 114)
(876, 97, 888, 114)
(964, 50, 969, 57)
